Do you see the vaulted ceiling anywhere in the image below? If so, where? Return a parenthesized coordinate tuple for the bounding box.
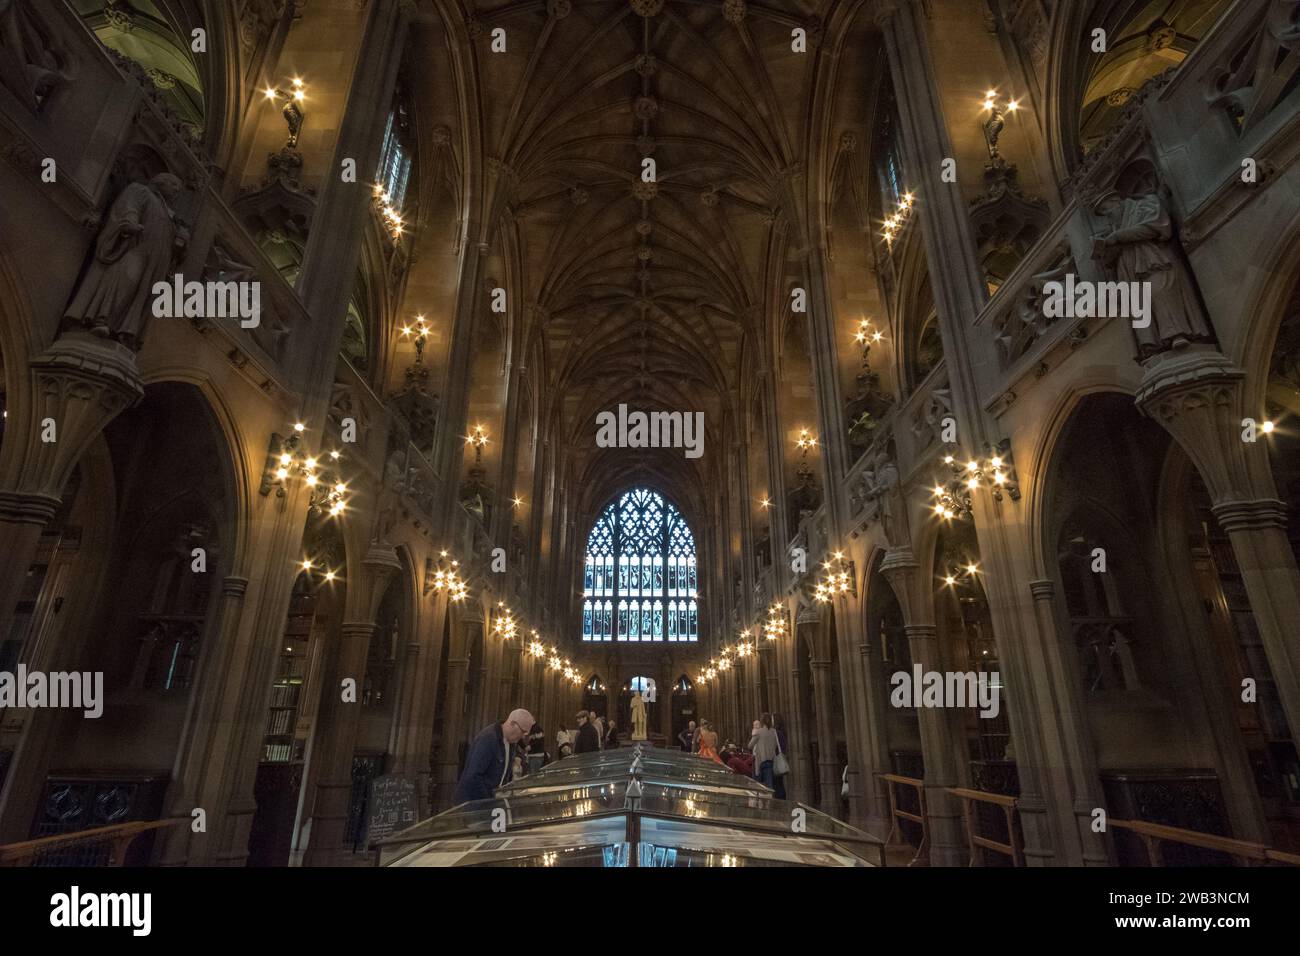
(468, 0, 849, 515)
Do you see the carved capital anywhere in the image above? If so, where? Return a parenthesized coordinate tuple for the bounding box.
(1136, 346, 1274, 503)
(0, 490, 61, 526)
(1, 333, 143, 497)
(347, 543, 403, 622)
(1211, 499, 1288, 534)
(879, 547, 932, 626)
(1028, 579, 1055, 601)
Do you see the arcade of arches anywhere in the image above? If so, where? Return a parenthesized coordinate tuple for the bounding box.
(0, 0, 1299, 868)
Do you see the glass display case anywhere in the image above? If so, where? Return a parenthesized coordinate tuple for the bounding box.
(376, 745, 884, 867)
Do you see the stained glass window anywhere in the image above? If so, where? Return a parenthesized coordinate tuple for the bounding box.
(582, 489, 698, 642)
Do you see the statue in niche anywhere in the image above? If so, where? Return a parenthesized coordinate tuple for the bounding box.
(64, 172, 188, 350)
(0, 0, 67, 112)
(864, 449, 907, 548)
(1091, 168, 1215, 359)
(630, 691, 647, 741)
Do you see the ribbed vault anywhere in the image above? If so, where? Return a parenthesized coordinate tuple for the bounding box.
(472, 0, 839, 514)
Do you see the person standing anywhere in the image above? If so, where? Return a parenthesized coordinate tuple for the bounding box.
(573, 710, 601, 754)
(604, 720, 619, 750)
(749, 715, 779, 790)
(591, 711, 605, 750)
(697, 720, 723, 765)
(679, 720, 697, 753)
(526, 721, 547, 774)
(453, 708, 534, 804)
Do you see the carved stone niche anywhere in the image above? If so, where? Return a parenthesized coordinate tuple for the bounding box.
(329, 379, 370, 450)
(910, 381, 952, 450)
(233, 148, 317, 253)
(197, 239, 292, 362)
(388, 362, 439, 456)
(1088, 158, 1217, 361)
(992, 241, 1077, 368)
(970, 157, 1050, 289)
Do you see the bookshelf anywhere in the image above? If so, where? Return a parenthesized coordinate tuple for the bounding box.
(262, 590, 316, 763)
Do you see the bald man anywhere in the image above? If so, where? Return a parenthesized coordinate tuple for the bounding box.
(453, 707, 535, 804)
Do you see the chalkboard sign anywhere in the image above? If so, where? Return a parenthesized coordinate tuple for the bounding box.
(365, 774, 419, 847)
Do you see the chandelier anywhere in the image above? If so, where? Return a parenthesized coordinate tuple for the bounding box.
(426, 550, 469, 601)
(492, 602, 517, 641)
(881, 191, 915, 246)
(931, 442, 1020, 521)
(763, 603, 787, 641)
(814, 551, 855, 602)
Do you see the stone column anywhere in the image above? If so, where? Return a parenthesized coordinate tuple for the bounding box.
(292, 0, 412, 402)
(846, 590, 893, 835)
(762, 642, 781, 717)
(872, 0, 1064, 863)
(390, 590, 449, 820)
(882, 551, 966, 865)
(156, 575, 251, 866)
(782, 624, 815, 804)
(809, 657, 841, 817)
(1027, 579, 1113, 865)
(303, 545, 402, 865)
(0, 334, 143, 643)
(1139, 350, 1300, 755)
(433, 611, 479, 811)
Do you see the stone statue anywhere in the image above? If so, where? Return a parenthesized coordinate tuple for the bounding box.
(64, 173, 188, 350)
(630, 691, 647, 741)
(0, 0, 66, 112)
(1092, 182, 1214, 358)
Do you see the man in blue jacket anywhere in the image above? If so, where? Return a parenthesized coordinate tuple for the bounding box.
(453, 707, 535, 804)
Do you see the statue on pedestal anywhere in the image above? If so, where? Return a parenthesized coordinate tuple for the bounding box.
(630, 690, 647, 741)
(1091, 167, 1214, 359)
(64, 172, 188, 350)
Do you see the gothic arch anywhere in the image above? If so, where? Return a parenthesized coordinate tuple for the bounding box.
(1043, 0, 1234, 184)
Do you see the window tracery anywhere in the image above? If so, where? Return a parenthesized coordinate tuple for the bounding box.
(582, 489, 697, 642)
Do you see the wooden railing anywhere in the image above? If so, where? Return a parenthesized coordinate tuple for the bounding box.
(878, 773, 927, 865)
(949, 786, 1022, 866)
(1109, 818, 1300, 867)
(0, 820, 179, 867)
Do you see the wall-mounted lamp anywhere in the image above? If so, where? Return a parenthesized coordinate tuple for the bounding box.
(400, 314, 431, 363)
(493, 602, 518, 641)
(424, 549, 469, 600)
(881, 191, 915, 246)
(465, 424, 489, 465)
(980, 89, 1021, 160)
(764, 603, 788, 641)
(814, 551, 856, 602)
(265, 77, 305, 149)
(930, 440, 1020, 521)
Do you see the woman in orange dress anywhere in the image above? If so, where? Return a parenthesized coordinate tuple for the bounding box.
(696, 720, 724, 765)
